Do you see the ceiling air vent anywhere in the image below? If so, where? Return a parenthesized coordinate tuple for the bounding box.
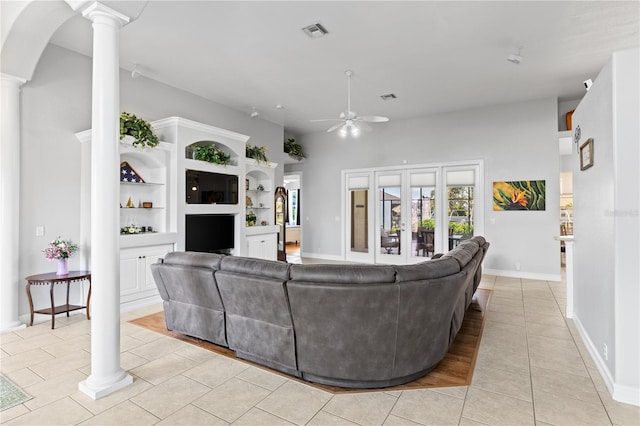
(380, 94, 397, 101)
(302, 23, 329, 39)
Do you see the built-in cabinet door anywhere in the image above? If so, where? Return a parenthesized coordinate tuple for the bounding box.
(120, 244, 173, 303)
(120, 253, 141, 296)
(246, 234, 277, 261)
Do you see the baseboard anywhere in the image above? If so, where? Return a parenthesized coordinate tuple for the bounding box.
(484, 268, 561, 282)
(119, 295, 163, 313)
(572, 313, 640, 406)
(299, 252, 345, 262)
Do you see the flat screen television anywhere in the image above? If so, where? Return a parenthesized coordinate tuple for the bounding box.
(186, 169, 238, 204)
(185, 214, 235, 254)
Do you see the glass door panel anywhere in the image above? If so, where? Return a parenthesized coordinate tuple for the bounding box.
(345, 172, 374, 262)
(350, 190, 368, 253)
(377, 172, 405, 263)
(445, 168, 476, 250)
(409, 170, 437, 259)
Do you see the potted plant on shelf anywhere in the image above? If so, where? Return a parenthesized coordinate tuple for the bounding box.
(246, 143, 269, 165)
(120, 112, 159, 148)
(284, 138, 304, 160)
(192, 144, 231, 165)
(246, 211, 257, 227)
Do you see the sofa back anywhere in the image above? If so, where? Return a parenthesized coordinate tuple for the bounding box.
(150, 251, 227, 346)
(215, 256, 298, 375)
(287, 264, 398, 386)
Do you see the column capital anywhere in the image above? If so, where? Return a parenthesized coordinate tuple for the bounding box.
(1, 73, 28, 86)
(73, 2, 130, 26)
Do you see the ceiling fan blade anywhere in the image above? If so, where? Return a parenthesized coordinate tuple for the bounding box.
(327, 122, 345, 133)
(359, 115, 389, 123)
(310, 118, 342, 122)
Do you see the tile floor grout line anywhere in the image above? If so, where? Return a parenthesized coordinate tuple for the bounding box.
(523, 278, 539, 426)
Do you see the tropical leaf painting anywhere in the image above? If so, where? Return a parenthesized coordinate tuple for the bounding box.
(493, 180, 546, 211)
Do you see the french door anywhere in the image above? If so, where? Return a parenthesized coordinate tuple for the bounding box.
(344, 162, 482, 265)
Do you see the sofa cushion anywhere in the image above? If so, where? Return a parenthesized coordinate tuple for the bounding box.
(394, 257, 460, 282)
(442, 240, 479, 268)
(290, 264, 396, 284)
(219, 256, 290, 280)
(162, 251, 224, 270)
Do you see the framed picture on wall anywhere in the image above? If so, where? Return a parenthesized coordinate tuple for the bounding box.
(580, 138, 594, 171)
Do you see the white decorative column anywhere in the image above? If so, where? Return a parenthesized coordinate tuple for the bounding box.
(0, 74, 27, 332)
(77, 2, 132, 399)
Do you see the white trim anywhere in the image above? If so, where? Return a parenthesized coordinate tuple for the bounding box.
(573, 313, 640, 406)
(119, 295, 163, 313)
(299, 252, 345, 262)
(613, 383, 640, 407)
(572, 313, 616, 398)
(485, 268, 562, 282)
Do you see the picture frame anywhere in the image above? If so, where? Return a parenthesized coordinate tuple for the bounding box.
(580, 138, 594, 171)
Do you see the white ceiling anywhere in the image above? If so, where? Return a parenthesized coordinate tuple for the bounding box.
(49, 1, 639, 136)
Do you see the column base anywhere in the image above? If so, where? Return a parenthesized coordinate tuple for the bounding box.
(0, 321, 26, 333)
(79, 372, 133, 400)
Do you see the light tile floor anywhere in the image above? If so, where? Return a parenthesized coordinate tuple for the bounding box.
(2, 273, 639, 425)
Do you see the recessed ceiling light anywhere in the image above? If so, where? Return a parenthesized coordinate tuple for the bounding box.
(302, 23, 329, 39)
(380, 94, 397, 101)
(275, 104, 285, 109)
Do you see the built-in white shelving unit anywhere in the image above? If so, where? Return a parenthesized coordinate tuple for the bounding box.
(77, 117, 280, 307)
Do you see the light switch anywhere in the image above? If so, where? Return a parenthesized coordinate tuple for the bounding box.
(490, 218, 496, 225)
(36, 226, 44, 236)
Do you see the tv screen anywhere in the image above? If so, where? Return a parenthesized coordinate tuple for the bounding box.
(186, 169, 238, 204)
(185, 214, 235, 254)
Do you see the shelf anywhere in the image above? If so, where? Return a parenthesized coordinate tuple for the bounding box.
(120, 207, 165, 210)
(247, 206, 270, 210)
(120, 181, 164, 187)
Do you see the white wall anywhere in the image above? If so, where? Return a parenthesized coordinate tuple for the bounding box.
(297, 98, 561, 279)
(18, 44, 285, 318)
(572, 48, 639, 406)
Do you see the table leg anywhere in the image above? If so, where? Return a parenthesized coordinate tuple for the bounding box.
(25, 282, 34, 326)
(66, 280, 71, 317)
(85, 277, 92, 320)
(49, 281, 55, 329)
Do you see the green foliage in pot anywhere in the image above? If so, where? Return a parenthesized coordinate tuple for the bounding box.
(284, 138, 304, 160)
(246, 143, 269, 165)
(120, 112, 159, 148)
(419, 219, 435, 230)
(192, 144, 231, 165)
(246, 211, 257, 226)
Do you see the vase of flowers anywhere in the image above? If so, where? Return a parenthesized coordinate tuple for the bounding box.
(43, 237, 79, 276)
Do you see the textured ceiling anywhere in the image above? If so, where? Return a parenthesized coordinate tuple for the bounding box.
(49, 1, 639, 135)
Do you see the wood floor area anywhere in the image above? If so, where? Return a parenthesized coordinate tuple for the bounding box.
(129, 289, 491, 394)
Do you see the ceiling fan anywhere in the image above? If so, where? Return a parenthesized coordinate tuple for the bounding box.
(311, 70, 389, 137)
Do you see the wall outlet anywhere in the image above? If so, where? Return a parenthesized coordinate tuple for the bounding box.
(36, 226, 44, 236)
(515, 262, 521, 271)
(603, 343, 608, 361)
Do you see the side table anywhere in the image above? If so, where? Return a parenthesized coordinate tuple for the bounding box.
(25, 271, 91, 329)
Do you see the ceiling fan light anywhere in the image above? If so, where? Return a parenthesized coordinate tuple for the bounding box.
(350, 125, 360, 137)
(339, 126, 348, 138)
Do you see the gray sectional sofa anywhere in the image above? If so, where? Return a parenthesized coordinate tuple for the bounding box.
(150, 236, 489, 388)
